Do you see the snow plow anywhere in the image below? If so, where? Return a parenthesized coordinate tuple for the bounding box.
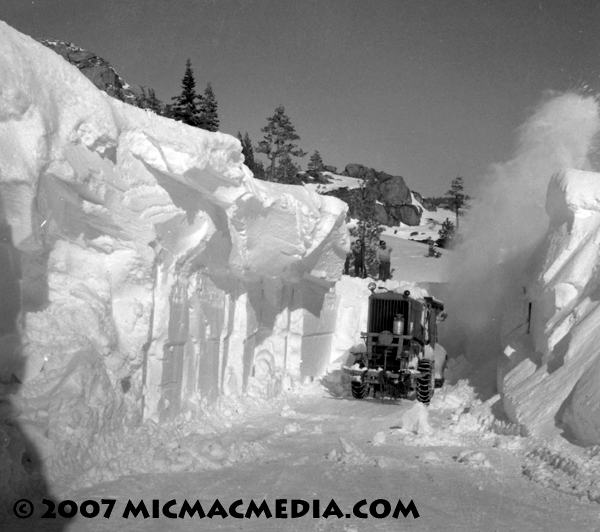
(343, 284, 446, 405)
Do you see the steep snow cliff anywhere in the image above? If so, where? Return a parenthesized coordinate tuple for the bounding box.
(499, 169, 600, 444)
(0, 21, 348, 503)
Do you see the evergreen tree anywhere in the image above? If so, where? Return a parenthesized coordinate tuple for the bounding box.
(349, 173, 384, 278)
(237, 132, 266, 180)
(136, 86, 164, 114)
(146, 87, 164, 114)
(446, 176, 469, 228)
(171, 59, 203, 127)
(275, 154, 301, 184)
(198, 82, 219, 131)
(256, 105, 307, 182)
(307, 150, 325, 177)
(437, 218, 456, 248)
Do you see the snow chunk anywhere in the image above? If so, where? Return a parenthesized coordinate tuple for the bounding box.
(395, 402, 431, 434)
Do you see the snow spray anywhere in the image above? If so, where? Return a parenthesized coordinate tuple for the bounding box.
(443, 91, 600, 369)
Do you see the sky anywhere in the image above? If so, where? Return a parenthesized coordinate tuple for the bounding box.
(2, 0, 600, 196)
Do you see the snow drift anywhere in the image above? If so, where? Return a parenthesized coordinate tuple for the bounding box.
(0, 21, 348, 503)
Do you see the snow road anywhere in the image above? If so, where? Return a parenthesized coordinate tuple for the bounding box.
(9, 388, 600, 532)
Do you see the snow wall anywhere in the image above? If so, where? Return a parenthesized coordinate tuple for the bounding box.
(443, 91, 600, 444)
(0, 22, 349, 504)
(500, 168, 600, 445)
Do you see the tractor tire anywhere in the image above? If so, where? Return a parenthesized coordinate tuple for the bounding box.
(351, 381, 369, 399)
(416, 359, 435, 405)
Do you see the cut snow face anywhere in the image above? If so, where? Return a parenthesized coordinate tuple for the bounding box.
(443, 92, 600, 366)
(500, 169, 600, 443)
(441, 91, 600, 444)
(0, 21, 349, 505)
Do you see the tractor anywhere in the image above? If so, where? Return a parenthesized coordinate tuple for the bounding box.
(343, 283, 446, 405)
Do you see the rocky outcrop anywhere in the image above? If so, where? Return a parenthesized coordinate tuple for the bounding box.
(390, 204, 421, 226)
(328, 164, 419, 226)
(39, 39, 146, 105)
(342, 164, 411, 205)
(421, 198, 437, 212)
(374, 203, 389, 225)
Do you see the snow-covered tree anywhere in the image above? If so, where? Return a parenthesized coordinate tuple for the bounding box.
(198, 82, 219, 132)
(256, 105, 306, 182)
(171, 59, 203, 128)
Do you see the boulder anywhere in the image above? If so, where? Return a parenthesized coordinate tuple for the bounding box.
(374, 203, 389, 225)
(375, 173, 411, 205)
(323, 165, 338, 174)
(331, 165, 420, 226)
(343, 164, 365, 178)
(422, 198, 437, 212)
(390, 204, 421, 226)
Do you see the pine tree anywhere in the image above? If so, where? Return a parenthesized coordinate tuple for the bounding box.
(171, 59, 203, 127)
(275, 154, 301, 184)
(237, 132, 266, 180)
(349, 173, 384, 278)
(256, 105, 307, 182)
(437, 218, 455, 248)
(198, 82, 219, 131)
(146, 88, 164, 114)
(446, 176, 469, 228)
(307, 150, 325, 177)
(136, 86, 164, 114)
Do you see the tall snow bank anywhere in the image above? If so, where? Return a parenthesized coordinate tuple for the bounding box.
(443, 92, 600, 368)
(0, 21, 348, 503)
(499, 169, 600, 442)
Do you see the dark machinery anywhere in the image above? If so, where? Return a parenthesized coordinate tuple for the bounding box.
(343, 284, 446, 405)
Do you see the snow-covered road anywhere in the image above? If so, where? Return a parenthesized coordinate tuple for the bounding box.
(9, 386, 600, 532)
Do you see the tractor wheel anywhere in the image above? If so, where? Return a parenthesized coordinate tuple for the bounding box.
(416, 359, 435, 405)
(351, 381, 369, 399)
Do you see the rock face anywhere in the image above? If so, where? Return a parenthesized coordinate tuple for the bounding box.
(342, 164, 411, 205)
(390, 204, 422, 226)
(499, 169, 600, 443)
(421, 198, 437, 212)
(39, 39, 143, 104)
(0, 22, 348, 501)
(326, 164, 419, 226)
